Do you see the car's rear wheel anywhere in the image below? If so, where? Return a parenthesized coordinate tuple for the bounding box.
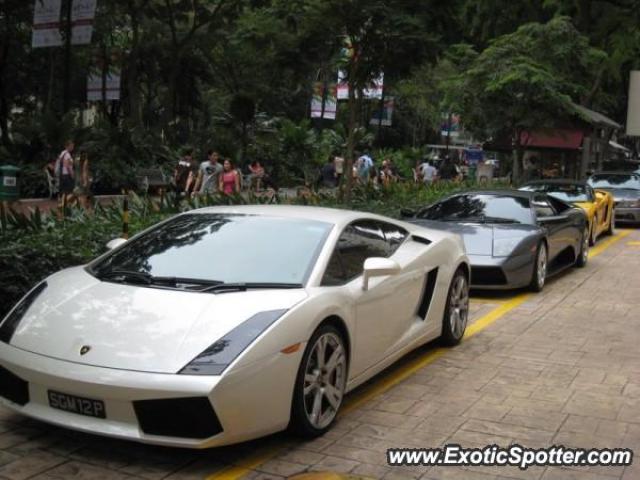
(290, 325, 347, 437)
(605, 212, 616, 236)
(576, 227, 589, 268)
(440, 269, 469, 346)
(529, 242, 547, 292)
(589, 220, 597, 246)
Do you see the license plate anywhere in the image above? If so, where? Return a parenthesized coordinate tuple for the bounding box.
(48, 390, 106, 419)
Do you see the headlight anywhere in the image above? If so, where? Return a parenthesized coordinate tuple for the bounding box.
(179, 309, 288, 375)
(492, 238, 521, 257)
(0, 282, 47, 344)
(618, 200, 640, 208)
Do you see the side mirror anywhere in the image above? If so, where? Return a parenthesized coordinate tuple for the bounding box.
(106, 238, 128, 250)
(362, 257, 401, 291)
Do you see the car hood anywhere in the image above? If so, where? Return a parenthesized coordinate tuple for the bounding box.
(9, 268, 307, 374)
(410, 220, 539, 256)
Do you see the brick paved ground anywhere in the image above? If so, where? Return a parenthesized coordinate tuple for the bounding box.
(0, 229, 638, 480)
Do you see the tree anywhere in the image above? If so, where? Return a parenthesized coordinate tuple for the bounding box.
(444, 16, 607, 181)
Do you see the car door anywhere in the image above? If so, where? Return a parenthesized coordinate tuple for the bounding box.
(592, 187, 609, 234)
(533, 195, 568, 261)
(320, 220, 417, 378)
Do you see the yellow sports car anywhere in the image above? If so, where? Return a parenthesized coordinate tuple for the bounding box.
(520, 180, 615, 245)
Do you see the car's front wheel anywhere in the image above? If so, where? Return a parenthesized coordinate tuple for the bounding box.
(290, 324, 347, 437)
(440, 268, 469, 346)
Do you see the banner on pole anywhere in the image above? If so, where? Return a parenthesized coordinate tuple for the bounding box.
(441, 113, 461, 137)
(370, 97, 394, 127)
(310, 82, 337, 120)
(71, 0, 97, 45)
(87, 71, 121, 101)
(32, 0, 63, 48)
(336, 71, 384, 100)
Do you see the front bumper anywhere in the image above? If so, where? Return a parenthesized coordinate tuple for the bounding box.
(469, 253, 534, 290)
(0, 342, 300, 448)
(614, 206, 640, 223)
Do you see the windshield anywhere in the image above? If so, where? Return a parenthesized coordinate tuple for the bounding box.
(418, 194, 534, 224)
(91, 213, 332, 286)
(521, 183, 592, 202)
(588, 174, 640, 190)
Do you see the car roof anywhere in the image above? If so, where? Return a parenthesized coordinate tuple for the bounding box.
(523, 179, 586, 187)
(187, 204, 390, 226)
(448, 189, 535, 199)
(591, 171, 640, 176)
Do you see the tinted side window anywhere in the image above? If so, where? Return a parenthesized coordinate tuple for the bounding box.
(533, 197, 556, 218)
(321, 221, 389, 286)
(379, 222, 408, 255)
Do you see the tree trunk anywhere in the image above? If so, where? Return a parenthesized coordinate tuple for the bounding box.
(127, 6, 142, 126)
(512, 128, 524, 184)
(344, 78, 358, 204)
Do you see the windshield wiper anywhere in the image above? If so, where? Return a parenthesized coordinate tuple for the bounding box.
(199, 282, 303, 294)
(97, 270, 224, 288)
(98, 270, 154, 284)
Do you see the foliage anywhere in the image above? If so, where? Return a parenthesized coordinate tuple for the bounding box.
(0, 180, 505, 317)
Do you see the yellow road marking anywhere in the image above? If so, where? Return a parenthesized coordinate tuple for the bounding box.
(207, 229, 630, 480)
(470, 298, 507, 305)
(206, 296, 526, 480)
(206, 445, 283, 480)
(626, 241, 640, 246)
(590, 230, 632, 258)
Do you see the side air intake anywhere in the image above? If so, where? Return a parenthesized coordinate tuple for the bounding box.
(416, 268, 439, 319)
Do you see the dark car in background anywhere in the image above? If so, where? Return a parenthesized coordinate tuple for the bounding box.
(587, 172, 640, 224)
(403, 191, 589, 292)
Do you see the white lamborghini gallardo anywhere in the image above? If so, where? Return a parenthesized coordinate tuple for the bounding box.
(0, 206, 469, 448)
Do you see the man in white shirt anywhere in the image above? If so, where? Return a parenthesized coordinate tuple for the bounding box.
(55, 140, 76, 205)
(420, 160, 437, 185)
(195, 150, 223, 194)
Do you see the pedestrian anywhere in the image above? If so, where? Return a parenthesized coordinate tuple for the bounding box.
(56, 140, 76, 207)
(439, 155, 460, 181)
(219, 158, 241, 195)
(419, 159, 437, 185)
(173, 148, 197, 195)
(356, 156, 371, 184)
(320, 156, 337, 188)
(195, 150, 223, 195)
(334, 155, 345, 183)
(74, 151, 93, 209)
(248, 160, 265, 191)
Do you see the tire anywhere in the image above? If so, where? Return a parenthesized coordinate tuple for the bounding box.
(605, 212, 615, 236)
(290, 324, 347, 437)
(440, 268, 469, 346)
(589, 220, 597, 246)
(575, 227, 589, 268)
(529, 242, 548, 292)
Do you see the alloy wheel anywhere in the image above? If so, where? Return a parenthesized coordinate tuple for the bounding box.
(537, 244, 547, 289)
(448, 274, 469, 339)
(303, 332, 346, 430)
(582, 228, 590, 263)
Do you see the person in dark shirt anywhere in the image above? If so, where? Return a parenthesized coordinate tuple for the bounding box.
(320, 156, 337, 188)
(439, 155, 460, 181)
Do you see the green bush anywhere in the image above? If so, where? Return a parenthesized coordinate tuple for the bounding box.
(0, 181, 505, 317)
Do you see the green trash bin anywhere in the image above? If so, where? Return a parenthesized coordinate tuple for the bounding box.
(0, 165, 20, 201)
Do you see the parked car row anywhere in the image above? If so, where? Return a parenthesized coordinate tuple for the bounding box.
(0, 173, 636, 449)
